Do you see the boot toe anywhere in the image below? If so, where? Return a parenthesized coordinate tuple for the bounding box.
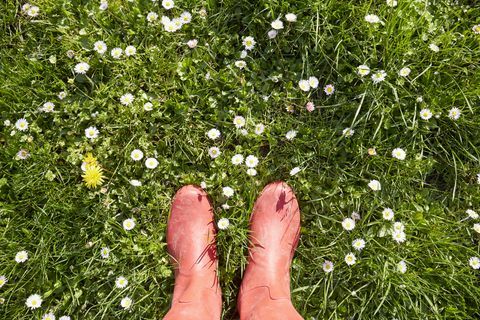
(173, 184, 208, 203)
(254, 181, 298, 217)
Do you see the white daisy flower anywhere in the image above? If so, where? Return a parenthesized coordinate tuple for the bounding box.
(357, 65, 370, 76)
(382, 208, 394, 220)
(161, 16, 171, 25)
(368, 179, 381, 191)
(233, 116, 246, 128)
(254, 123, 265, 135)
(345, 253, 357, 265)
(322, 260, 334, 273)
(324, 84, 335, 95)
(171, 18, 182, 29)
(129, 179, 142, 187)
(26, 294, 42, 309)
(393, 221, 405, 232)
(100, 247, 110, 258)
(180, 11, 192, 24)
(125, 45, 136, 56)
(164, 21, 178, 32)
(222, 186, 234, 198)
(15, 118, 29, 131)
(286, 130, 297, 140)
(267, 30, 278, 39)
(448, 107, 461, 120)
(365, 14, 381, 24)
(352, 239, 366, 251)
(42, 313, 55, 320)
(298, 80, 310, 92)
(111, 47, 123, 59)
(342, 127, 354, 137)
(207, 128, 221, 140)
(120, 93, 135, 106)
(208, 147, 221, 159)
(115, 276, 128, 289)
(371, 70, 387, 83)
(41, 102, 55, 112)
(217, 218, 230, 230)
(290, 167, 301, 176)
(187, 39, 198, 48)
(386, 0, 398, 7)
(367, 148, 377, 156)
(172, 18, 185, 31)
(59, 316, 71, 320)
(399, 67, 411, 77)
(200, 181, 207, 189)
(235, 60, 246, 69)
(27, 6, 40, 17)
(240, 50, 247, 58)
(392, 148, 406, 160)
(466, 209, 478, 219)
(285, 13, 297, 22)
(85, 126, 99, 139)
(342, 218, 355, 231)
(429, 43, 440, 52)
(271, 19, 284, 30)
(22, 3, 31, 12)
(242, 36, 256, 50)
(120, 296, 133, 310)
(469, 257, 480, 269)
(94, 41, 107, 54)
(144, 102, 153, 111)
(420, 108, 433, 120)
(392, 230, 406, 243)
(397, 260, 407, 273)
(351, 211, 361, 220)
(99, 1, 108, 10)
(145, 157, 159, 169)
(245, 155, 259, 168)
(58, 91, 67, 100)
(130, 149, 144, 161)
(162, 0, 174, 10)
(472, 24, 480, 35)
(16, 149, 30, 160)
(231, 154, 244, 165)
(74, 62, 90, 74)
(147, 12, 158, 22)
(308, 76, 319, 89)
(0, 276, 7, 288)
(123, 218, 136, 231)
(15, 251, 29, 263)
(246, 168, 257, 176)
(305, 101, 315, 112)
(473, 223, 480, 234)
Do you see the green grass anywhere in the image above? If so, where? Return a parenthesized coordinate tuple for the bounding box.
(1, 0, 480, 319)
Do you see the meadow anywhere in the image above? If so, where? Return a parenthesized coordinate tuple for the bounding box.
(1, 0, 480, 319)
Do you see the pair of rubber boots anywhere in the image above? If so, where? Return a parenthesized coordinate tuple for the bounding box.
(164, 181, 303, 319)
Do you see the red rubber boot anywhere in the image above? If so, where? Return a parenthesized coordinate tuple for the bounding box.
(237, 181, 303, 320)
(164, 185, 222, 320)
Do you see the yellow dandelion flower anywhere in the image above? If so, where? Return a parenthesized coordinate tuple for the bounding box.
(83, 153, 97, 165)
(82, 163, 105, 189)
